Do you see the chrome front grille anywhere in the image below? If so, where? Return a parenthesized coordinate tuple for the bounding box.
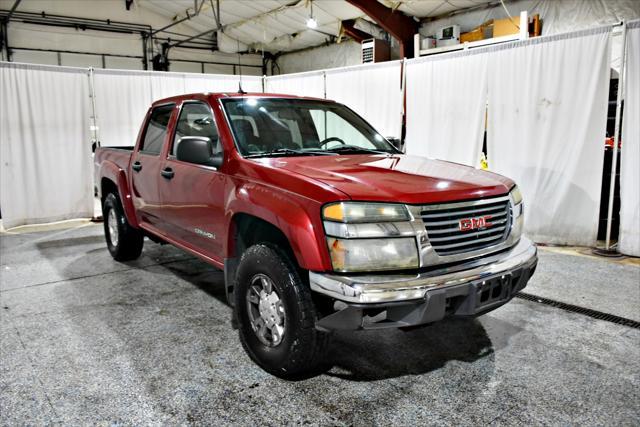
(420, 197, 512, 256)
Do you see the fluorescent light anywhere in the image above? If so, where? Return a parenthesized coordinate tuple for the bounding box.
(306, 0, 317, 29)
(306, 17, 317, 29)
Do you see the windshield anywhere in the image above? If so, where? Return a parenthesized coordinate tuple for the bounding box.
(221, 98, 398, 157)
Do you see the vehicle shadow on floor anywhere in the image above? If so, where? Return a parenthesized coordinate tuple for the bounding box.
(326, 318, 494, 381)
(156, 252, 496, 381)
(35, 234, 104, 250)
(58, 235, 496, 383)
(157, 256, 228, 304)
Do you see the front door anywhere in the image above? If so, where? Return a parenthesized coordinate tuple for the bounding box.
(130, 103, 175, 229)
(158, 101, 226, 260)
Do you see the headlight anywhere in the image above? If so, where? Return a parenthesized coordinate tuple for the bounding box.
(510, 185, 524, 220)
(326, 237, 419, 272)
(323, 202, 418, 272)
(509, 185, 524, 240)
(510, 185, 523, 206)
(323, 202, 410, 223)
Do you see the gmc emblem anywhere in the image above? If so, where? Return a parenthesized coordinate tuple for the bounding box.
(459, 215, 493, 231)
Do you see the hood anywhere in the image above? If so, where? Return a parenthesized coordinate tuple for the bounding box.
(258, 154, 514, 205)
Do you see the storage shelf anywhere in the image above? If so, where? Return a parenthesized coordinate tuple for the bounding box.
(417, 34, 521, 57)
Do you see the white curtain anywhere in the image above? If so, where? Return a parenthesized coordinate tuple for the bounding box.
(325, 61, 403, 138)
(0, 63, 263, 228)
(93, 69, 152, 147)
(0, 62, 94, 228)
(93, 70, 263, 147)
(149, 72, 186, 100)
(405, 52, 488, 166)
(619, 21, 640, 256)
(487, 27, 612, 246)
(183, 74, 262, 93)
(265, 71, 325, 99)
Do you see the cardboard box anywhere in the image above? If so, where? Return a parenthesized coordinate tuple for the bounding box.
(421, 37, 437, 50)
(460, 28, 484, 43)
(461, 20, 493, 43)
(493, 17, 520, 37)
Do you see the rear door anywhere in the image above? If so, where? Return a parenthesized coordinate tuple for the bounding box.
(130, 103, 175, 229)
(158, 100, 226, 259)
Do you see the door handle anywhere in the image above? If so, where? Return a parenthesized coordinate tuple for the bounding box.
(132, 161, 142, 172)
(161, 167, 174, 179)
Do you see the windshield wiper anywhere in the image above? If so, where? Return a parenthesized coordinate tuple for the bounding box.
(245, 148, 336, 158)
(325, 145, 388, 154)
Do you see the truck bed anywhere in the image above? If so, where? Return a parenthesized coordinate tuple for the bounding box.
(94, 146, 134, 195)
(95, 146, 134, 171)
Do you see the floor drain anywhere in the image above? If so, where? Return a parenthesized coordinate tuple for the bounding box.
(515, 292, 640, 329)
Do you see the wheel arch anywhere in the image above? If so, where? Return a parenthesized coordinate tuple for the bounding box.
(98, 161, 138, 228)
(228, 213, 298, 265)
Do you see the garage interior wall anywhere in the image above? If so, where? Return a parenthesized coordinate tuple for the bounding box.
(0, 62, 94, 228)
(277, 40, 362, 75)
(273, 0, 639, 76)
(405, 51, 488, 166)
(1, 0, 264, 73)
(1, 20, 638, 253)
(418, 0, 639, 38)
(619, 20, 640, 256)
(487, 26, 612, 247)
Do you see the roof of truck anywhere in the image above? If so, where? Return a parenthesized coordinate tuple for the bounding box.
(151, 92, 331, 107)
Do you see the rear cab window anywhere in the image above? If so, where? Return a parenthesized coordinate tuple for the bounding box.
(139, 104, 175, 155)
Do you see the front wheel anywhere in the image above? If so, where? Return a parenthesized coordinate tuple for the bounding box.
(234, 244, 330, 379)
(102, 192, 143, 261)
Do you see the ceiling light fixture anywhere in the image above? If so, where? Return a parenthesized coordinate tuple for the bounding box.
(306, 0, 318, 29)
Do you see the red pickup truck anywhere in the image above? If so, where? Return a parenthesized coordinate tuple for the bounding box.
(94, 92, 537, 378)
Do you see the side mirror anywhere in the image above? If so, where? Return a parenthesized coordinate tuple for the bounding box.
(386, 137, 405, 153)
(176, 136, 223, 168)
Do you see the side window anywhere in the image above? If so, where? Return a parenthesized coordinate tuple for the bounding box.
(141, 104, 174, 155)
(172, 102, 220, 157)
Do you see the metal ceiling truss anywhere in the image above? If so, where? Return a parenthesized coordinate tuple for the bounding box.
(340, 19, 372, 43)
(151, 0, 207, 36)
(346, 0, 418, 58)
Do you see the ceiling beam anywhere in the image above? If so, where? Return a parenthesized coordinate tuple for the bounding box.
(345, 0, 419, 58)
(5, 0, 21, 21)
(168, 28, 216, 49)
(151, 0, 206, 36)
(222, 0, 301, 33)
(340, 19, 371, 43)
(421, 0, 502, 23)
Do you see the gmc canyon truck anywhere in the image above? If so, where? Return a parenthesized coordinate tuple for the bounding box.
(94, 92, 537, 378)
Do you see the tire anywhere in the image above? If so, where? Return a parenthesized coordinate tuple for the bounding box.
(234, 243, 331, 379)
(102, 192, 143, 261)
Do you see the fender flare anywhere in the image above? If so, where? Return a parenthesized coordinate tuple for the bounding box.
(224, 182, 330, 272)
(99, 161, 139, 228)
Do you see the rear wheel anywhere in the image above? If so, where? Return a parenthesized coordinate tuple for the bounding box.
(102, 192, 143, 261)
(234, 243, 330, 379)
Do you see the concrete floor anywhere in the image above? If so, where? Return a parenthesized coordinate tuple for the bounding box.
(1, 223, 639, 425)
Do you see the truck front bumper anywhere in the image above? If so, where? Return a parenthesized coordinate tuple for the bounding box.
(310, 237, 537, 330)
